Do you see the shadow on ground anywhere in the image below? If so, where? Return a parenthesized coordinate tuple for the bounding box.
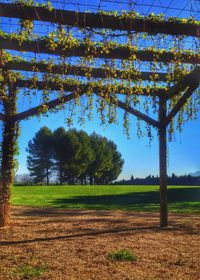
(48, 187, 200, 212)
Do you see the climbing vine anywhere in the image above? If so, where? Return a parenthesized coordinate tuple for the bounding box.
(0, 0, 199, 140)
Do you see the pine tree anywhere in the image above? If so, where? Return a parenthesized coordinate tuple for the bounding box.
(26, 127, 53, 185)
(70, 129, 94, 184)
(87, 133, 124, 185)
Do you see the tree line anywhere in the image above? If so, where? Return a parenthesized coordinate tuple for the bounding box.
(26, 127, 124, 185)
(114, 174, 200, 186)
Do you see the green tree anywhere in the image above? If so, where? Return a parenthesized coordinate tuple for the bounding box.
(26, 128, 123, 185)
(87, 133, 106, 185)
(26, 127, 53, 185)
(52, 127, 69, 185)
(53, 129, 94, 184)
(98, 140, 124, 184)
(87, 133, 123, 185)
(52, 128, 81, 184)
(70, 130, 94, 184)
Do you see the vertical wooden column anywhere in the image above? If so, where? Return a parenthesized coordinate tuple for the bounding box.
(159, 96, 168, 227)
(0, 85, 17, 227)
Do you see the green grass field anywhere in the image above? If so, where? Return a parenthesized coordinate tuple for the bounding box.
(11, 185, 200, 213)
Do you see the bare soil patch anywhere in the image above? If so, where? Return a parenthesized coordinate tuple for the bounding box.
(0, 207, 200, 280)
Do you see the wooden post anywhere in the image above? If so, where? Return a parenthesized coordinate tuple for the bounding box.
(159, 96, 168, 227)
(0, 85, 18, 227)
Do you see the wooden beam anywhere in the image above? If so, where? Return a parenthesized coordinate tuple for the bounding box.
(0, 112, 6, 122)
(4, 61, 168, 82)
(165, 66, 200, 99)
(9, 82, 160, 126)
(10, 92, 80, 122)
(0, 85, 17, 226)
(14, 78, 167, 97)
(159, 96, 168, 227)
(0, 3, 199, 37)
(0, 36, 199, 64)
(165, 84, 199, 126)
(95, 93, 159, 128)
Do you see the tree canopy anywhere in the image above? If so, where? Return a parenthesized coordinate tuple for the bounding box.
(26, 127, 124, 185)
(26, 126, 53, 185)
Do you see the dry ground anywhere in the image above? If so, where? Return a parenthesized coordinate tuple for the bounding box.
(0, 207, 200, 280)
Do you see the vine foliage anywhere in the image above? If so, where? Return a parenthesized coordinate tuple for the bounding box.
(0, 0, 199, 140)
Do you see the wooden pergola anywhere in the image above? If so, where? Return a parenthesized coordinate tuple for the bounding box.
(0, 2, 199, 227)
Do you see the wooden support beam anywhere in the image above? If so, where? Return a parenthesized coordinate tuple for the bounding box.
(4, 61, 168, 82)
(14, 78, 167, 97)
(159, 96, 168, 227)
(9, 83, 160, 126)
(165, 84, 199, 126)
(165, 66, 200, 99)
(10, 92, 80, 122)
(95, 93, 159, 128)
(0, 113, 6, 122)
(157, 67, 199, 228)
(0, 85, 18, 227)
(0, 36, 199, 64)
(10, 77, 161, 125)
(0, 3, 199, 37)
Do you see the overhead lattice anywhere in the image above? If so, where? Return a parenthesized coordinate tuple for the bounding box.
(0, 0, 200, 228)
(0, 0, 199, 138)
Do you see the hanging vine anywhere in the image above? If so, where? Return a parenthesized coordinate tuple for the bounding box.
(0, 0, 199, 140)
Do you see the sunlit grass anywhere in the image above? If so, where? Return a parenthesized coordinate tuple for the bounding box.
(108, 249, 138, 262)
(12, 264, 48, 279)
(12, 185, 200, 213)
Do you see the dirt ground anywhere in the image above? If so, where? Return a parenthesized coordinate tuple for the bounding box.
(0, 207, 200, 280)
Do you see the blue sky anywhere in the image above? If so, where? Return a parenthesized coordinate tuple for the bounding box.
(17, 108, 200, 179)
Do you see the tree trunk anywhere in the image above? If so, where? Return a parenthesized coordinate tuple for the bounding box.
(46, 167, 49, 186)
(159, 96, 168, 227)
(59, 164, 63, 185)
(0, 86, 18, 227)
(90, 176, 93, 186)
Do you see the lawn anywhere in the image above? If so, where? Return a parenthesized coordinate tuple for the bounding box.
(12, 185, 200, 213)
